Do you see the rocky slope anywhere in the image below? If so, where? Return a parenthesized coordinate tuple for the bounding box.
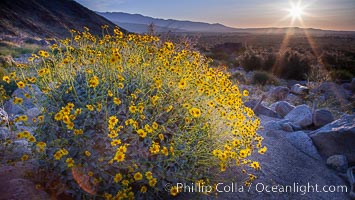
(0, 0, 125, 39)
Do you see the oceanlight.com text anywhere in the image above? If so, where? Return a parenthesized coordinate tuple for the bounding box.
(167, 182, 348, 195)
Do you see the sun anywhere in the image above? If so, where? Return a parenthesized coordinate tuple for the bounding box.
(290, 5, 303, 18)
(287, 2, 304, 20)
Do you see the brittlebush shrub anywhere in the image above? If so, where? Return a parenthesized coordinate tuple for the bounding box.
(8, 27, 265, 199)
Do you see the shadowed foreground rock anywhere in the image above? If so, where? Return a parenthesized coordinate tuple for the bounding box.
(310, 114, 355, 165)
(313, 109, 334, 128)
(274, 101, 295, 117)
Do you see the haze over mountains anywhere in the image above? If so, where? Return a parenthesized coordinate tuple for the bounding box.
(0, 0, 123, 39)
(97, 12, 237, 33)
(98, 12, 355, 35)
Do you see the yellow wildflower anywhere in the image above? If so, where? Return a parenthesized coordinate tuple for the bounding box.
(137, 129, 147, 138)
(66, 158, 75, 168)
(148, 178, 157, 187)
(113, 97, 121, 105)
(134, 172, 143, 181)
(114, 173, 122, 183)
(140, 186, 147, 193)
(17, 81, 25, 89)
(189, 107, 202, 118)
(170, 186, 180, 196)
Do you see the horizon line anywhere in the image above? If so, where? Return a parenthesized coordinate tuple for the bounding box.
(98, 11, 355, 32)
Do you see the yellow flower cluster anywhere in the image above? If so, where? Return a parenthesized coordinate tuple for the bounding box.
(54, 148, 69, 160)
(16, 131, 36, 142)
(54, 103, 81, 130)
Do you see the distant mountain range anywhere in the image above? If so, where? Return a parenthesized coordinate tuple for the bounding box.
(98, 12, 355, 35)
(0, 0, 124, 39)
(97, 12, 239, 33)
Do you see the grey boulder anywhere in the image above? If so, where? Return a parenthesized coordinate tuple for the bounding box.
(285, 104, 313, 128)
(310, 114, 355, 164)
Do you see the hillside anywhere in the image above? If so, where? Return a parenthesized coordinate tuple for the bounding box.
(0, 0, 124, 39)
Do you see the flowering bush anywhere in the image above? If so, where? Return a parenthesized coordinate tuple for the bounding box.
(7, 26, 265, 199)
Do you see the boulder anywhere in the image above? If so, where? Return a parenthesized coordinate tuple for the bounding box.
(326, 155, 348, 172)
(310, 114, 355, 164)
(285, 93, 303, 104)
(274, 101, 295, 117)
(313, 109, 334, 128)
(291, 84, 309, 95)
(285, 105, 313, 128)
(245, 100, 281, 118)
(317, 82, 349, 105)
(263, 120, 282, 131)
(0, 127, 11, 140)
(4, 100, 25, 116)
(269, 86, 289, 101)
(25, 107, 41, 119)
(285, 131, 321, 160)
(245, 71, 254, 83)
(4, 85, 43, 116)
(263, 119, 301, 132)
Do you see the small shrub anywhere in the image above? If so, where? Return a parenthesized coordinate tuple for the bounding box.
(330, 69, 354, 81)
(276, 50, 311, 80)
(7, 27, 265, 199)
(238, 52, 263, 71)
(252, 71, 279, 85)
(230, 71, 246, 83)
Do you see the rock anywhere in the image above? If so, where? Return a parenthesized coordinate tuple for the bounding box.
(326, 155, 348, 172)
(317, 82, 349, 105)
(245, 71, 254, 83)
(285, 131, 321, 160)
(341, 83, 352, 91)
(310, 114, 355, 164)
(351, 78, 355, 92)
(279, 122, 294, 132)
(4, 85, 43, 116)
(4, 100, 25, 116)
(245, 100, 281, 118)
(285, 105, 313, 128)
(285, 93, 303, 104)
(25, 107, 41, 119)
(313, 109, 334, 128)
(0, 108, 8, 126)
(263, 120, 282, 131)
(263, 119, 300, 132)
(287, 80, 308, 88)
(269, 86, 290, 101)
(0, 127, 11, 140)
(291, 84, 309, 95)
(12, 140, 31, 158)
(274, 101, 295, 117)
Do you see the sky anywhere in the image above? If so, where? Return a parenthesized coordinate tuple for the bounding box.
(75, 0, 355, 31)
